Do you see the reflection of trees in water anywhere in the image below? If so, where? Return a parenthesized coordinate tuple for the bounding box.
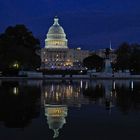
(116, 85, 132, 114)
(133, 82, 140, 110)
(83, 84, 105, 102)
(116, 82, 140, 114)
(0, 81, 41, 128)
(43, 80, 140, 114)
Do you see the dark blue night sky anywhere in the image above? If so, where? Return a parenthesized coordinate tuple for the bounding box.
(1, 0, 140, 50)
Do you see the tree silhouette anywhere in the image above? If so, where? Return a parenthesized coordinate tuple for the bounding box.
(0, 25, 41, 71)
(83, 54, 104, 71)
(115, 42, 131, 71)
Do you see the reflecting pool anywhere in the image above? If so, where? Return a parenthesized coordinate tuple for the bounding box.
(0, 80, 140, 140)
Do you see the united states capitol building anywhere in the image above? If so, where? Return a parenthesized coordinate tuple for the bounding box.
(40, 16, 90, 70)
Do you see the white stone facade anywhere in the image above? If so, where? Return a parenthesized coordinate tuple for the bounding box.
(41, 17, 90, 70)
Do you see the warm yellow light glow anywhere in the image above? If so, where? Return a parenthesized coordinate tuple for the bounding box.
(47, 108, 66, 117)
(47, 40, 65, 46)
(64, 60, 73, 66)
(45, 92, 48, 98)
(56, 92, 59, 101)
(13, 62, 19, 69)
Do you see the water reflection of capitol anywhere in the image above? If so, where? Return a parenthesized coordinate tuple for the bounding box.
(0, 80, 136, 139)
(45, 105, 67, 139)
(42, 80, 126, 139)
(43, 80, 87, 139)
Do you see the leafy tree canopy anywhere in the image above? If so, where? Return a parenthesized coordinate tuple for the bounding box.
(83, 54, 104, 71)
(0, 25, 41, 70)
(114, 42, 140, 73)
(130, 44, 140, 73)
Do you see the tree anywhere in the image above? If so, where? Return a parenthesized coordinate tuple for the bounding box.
(130, 44, 140, 73)
(115, 42, 131, 71)
(116, 85, 132, 114)
(114, 42, 140, 73)
(83, 54, 104, 71)
(0, 25, 41, 71)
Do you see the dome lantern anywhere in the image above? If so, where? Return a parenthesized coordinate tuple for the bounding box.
(53, 17, 59, 25)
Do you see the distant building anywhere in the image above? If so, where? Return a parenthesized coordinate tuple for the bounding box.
(40, 16, 90, 70)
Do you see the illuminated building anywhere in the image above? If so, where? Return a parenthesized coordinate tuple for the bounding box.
(41, 16, 90, 70)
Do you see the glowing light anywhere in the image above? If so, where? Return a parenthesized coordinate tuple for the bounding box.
(77, 47, 81, 50)
(45, 92, 48, 98)
(13, 87, 19, 95)
(47, 107, 67, 117)
(113, 81, 116, 90)
(80, 70, 83, 73)
(12, 62, 19, 69)
(80, 80, 83, 89)
(131, 81, 134, 91)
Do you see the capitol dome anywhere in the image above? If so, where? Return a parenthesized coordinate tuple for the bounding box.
(45, 17, 68, 49)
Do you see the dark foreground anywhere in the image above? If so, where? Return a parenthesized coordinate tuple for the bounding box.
(0, 79, 140, 140)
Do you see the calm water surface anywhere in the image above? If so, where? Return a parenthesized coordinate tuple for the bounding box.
(0, 80, 140, 140)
